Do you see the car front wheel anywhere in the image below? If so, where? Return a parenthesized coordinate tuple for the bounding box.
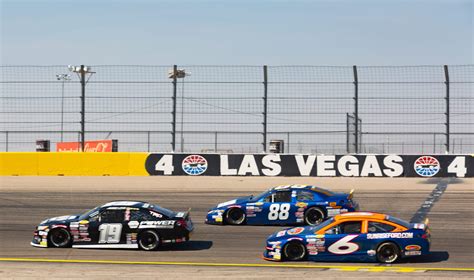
(48, 228, 72, 248)
(283, 241, 307, 261)
(224, 208, 246, 225)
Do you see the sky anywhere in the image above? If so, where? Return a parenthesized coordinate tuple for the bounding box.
(0, 0, 472, 66)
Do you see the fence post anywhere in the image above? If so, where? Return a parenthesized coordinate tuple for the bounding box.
(171, 65, 177, 152)
(287, 132, 290, 153)
(214, 132, 218, 152)
(353, 65, 359, 153)
(346, 113, 350, 153)
(443, 65, 450, 153)
(147, 131, 151, 152)
(263, 65, 268, 152)
(80, 65, 86, 152)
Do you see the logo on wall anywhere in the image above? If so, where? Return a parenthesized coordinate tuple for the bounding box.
(414, 156, 440, 177)
(182, 155, 208, 175)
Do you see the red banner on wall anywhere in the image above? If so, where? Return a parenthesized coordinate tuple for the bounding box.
(56, 140, 115, 152)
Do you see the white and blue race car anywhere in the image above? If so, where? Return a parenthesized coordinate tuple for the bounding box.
(206, 185, 358, 226)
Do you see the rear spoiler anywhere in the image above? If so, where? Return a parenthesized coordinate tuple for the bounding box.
(348, 189, 355, 200)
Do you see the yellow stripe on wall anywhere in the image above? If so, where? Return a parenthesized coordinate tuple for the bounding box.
(0, 152, 149, 176)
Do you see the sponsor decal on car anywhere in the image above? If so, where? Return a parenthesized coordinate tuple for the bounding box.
(404, 251, 422, 256)
(138, 220, 176, 229)
(128, 221, 139, 229)
(287, 227, 305, 235)
(413, 223, 426, 230)
(327, 208, 341, 216)
(295, 202, 308, 208)
(51, 224, 67, 229)
(367, 232, 413, 239)
(276, 230, 286, 237)
(405, 244, 422, 251)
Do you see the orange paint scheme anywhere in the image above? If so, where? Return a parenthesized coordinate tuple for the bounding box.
(315, 212, 408, 235)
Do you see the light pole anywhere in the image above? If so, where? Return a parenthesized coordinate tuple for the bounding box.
(56, 74, 71, 142)
(68, 65, 95, 151)
(168, 68, 189, 152)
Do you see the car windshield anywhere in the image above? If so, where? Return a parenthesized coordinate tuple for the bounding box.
(78, 206, 101, 220)
(149, 204, 176, 218)
(307, 217, 335, 231)
(386, 216, 411, 228)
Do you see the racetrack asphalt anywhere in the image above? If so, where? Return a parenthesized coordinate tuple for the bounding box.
(0, 177, 473, 279)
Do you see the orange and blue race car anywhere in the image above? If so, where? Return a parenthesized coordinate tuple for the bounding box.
(206, 185, 358, 226)
(263, 212, 430, 263)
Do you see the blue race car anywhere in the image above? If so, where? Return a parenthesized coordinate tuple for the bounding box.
(205, 185, 358, 226)
(263, 212, 431, 263)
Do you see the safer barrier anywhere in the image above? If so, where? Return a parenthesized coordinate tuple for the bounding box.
(1, 153, 472, 177)
(0, 152, 148, 176)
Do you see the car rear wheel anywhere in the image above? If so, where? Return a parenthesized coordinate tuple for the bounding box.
(283, 241, 306, 261)
(304, 207, 325, 226)
(376, 242, 400, 263)
(224, 208, 246, 225)
(48, 228, 72, 248)
(138, 230, 160, 251)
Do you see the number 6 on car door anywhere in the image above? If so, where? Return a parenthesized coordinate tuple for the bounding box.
(327, 235, 359, 254)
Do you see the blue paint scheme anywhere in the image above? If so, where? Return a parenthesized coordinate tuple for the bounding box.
(263, 216, 431, 263)
(205, 185, 359, 226)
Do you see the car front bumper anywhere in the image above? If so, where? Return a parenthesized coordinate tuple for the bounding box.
(205, 209, 224, 225)
(263, 241, 283, 261)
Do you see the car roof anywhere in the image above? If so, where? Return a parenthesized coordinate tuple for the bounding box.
(271, 184, 333, 196)
(101, 201, 150, 208)
(272, 184, 312, 190)
(334, 212, 387, 221)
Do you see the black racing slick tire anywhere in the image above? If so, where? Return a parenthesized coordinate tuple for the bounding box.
(283, 241, 307, 261)
(224, 208, 246, 225)
(48, 228, 72, 248)
(304, 207, 325, 226)
(138, 230, 160, 251)
(376, 242, 401, 263)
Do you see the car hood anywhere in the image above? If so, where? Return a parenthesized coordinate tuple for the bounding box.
(268, 226, 315, 240)
(39, 214, 81, 226)
(215, 196, 253, 209)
